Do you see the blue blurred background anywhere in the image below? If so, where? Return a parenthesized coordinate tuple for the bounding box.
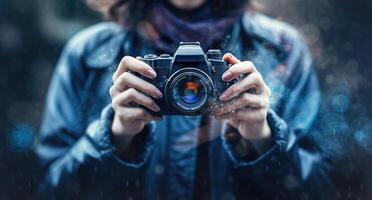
(0, 0, 371, 199)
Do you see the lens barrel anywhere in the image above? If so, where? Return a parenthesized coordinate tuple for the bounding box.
(166, 68, 213, 114)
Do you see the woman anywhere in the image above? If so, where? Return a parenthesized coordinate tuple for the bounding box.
(36, 0, 332, 199)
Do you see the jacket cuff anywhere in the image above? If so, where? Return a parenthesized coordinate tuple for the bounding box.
(112, 123, 155, 168)
(85, 104, 155, 168)
(222, 109, 293, 168)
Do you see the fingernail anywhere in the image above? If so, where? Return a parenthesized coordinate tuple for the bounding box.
(220, 90, 231, 101)
(146, 69, 157, 78)
(154, 89, 163, 98)
(222, 71, 234, 81)
(152, 104, 161, 112)
(154, 116, 163, 120)
(220, 93, 228, 101)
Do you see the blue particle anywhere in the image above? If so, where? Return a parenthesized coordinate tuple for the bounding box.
(319, 113, 349, 134)
(354, 125, 372, 155)
(331, 94, 350, 113)
(313, 129, 349, 160)
(6, 124, 35, 152)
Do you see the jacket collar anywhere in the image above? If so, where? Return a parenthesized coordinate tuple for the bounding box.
(84, 12, 288, 69)
(84, 25, 128, 69)
(241, 12, 287, 60)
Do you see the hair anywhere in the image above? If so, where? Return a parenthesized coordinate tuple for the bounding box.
(87, 0, 253, 27)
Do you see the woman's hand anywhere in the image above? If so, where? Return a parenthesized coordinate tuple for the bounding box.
(110, 56, 162, 152)
(215, 53, 272, 146)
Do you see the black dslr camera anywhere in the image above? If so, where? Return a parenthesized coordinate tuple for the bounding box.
(140, 42, 234, 115)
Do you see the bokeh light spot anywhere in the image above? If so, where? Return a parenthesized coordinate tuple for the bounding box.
(6, 124, 35, 152)
(354, 125, 372, 155)
(331, 94, 350, 113)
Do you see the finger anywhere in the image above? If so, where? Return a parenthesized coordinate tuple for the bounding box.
(111, 72, 162, 98)
(220, 72, 264, 101)
(223, 53, 241, 65)
(226, 119, 240, 129)
(221, 61, 257, 82)
(215, 93, 269, 115)
(215, 108, 268, 123)
(115, 107, 156, 121)
(113, 56, 156, 82)
(112, 88, 160, 112)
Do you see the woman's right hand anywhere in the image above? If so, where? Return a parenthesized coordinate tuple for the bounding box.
(109, 56, 163, 152)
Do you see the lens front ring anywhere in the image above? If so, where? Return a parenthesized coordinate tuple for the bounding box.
(165, 68, 214, 115)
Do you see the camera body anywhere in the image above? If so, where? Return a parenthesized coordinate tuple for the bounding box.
(140, 42, 234, 116)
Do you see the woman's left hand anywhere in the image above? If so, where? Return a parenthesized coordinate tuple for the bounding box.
(215, 53, 272, 142)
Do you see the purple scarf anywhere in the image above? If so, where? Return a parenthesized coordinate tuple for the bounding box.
(144, 0, 243, 53)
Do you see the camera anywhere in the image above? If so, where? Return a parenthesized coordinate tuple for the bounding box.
(140, 42, 234, 115)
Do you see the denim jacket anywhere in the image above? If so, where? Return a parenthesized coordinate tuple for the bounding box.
(36, 12, 332, 199)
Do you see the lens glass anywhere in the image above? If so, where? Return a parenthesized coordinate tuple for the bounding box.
(169, 71, 212, 114)
(180, 81, 200, 104)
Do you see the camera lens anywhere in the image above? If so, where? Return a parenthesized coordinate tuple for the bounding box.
(167, 68, 213, 115)
(180, 81, 201, 104)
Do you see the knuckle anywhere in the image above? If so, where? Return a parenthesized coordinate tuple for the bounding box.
(243, 61, 255, 71)
(252, 76, 263, 89)
(261, 98, 269, 107)
(127, 87, 136, 94)
(251, 73, 260, 82)
(121, 71, 131, 79)
(246, 60, 254, 66)
(126, 88, 137, 99)
(260, 101, 269, 108)
(122, 56, 131, 64)
(112, 72, 117, 82)
(229, 66, 238, 74)
(109, 86, 115, 97)
(256, 73, 264, 81)
(118, 72, 131, 87)
(259, 77, 265, 85)
(126, 93, 134, 102)
(266, 86, 272, 97)
(248, 61, 257, 70)
(111, 98, 120, 110)
(243, 61, 254, 67)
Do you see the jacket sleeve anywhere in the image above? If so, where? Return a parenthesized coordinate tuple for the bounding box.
(35, 40, 155, 197)
(221, 36, 333, 198)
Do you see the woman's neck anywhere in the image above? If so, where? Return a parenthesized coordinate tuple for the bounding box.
(162, 0, 210, 21)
